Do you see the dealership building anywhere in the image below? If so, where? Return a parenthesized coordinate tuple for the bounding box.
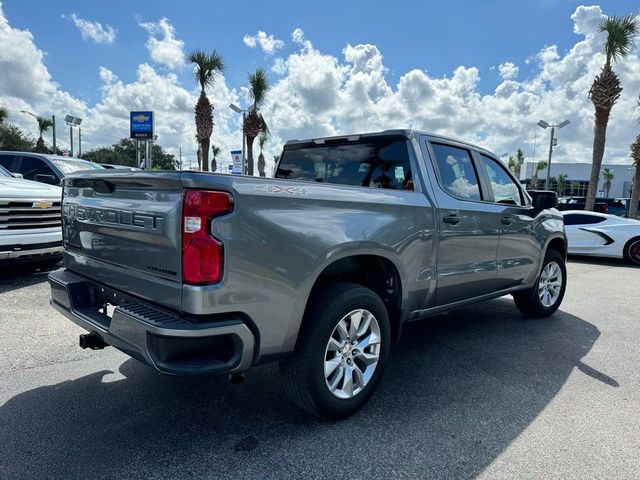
(519, 162, 635, 197)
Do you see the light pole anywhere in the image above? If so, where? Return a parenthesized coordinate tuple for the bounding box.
(64, 115, 82, 157)
(229, 103, 246, 175)
(20, 110, 56, 152)
(537, 119, 570, 190)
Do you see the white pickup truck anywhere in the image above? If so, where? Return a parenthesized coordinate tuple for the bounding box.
(0, 165, 63, 263)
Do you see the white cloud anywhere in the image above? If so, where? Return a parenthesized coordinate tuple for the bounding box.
(138, 17, 185, 70)
(271, 57, 287, 75)
(498, 62, 518, 80)
(64, 13, 116, 44)
(243, 30, 284, 55)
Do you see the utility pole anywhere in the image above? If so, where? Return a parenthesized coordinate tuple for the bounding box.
(78, 127, 82, 157)
(545, 126, 555, 190)
(242, 110, 246, 175)
(136, 140, 141, 168)
(69, 126, 74, 157)
(52, 115, 56, 153)
(179, 146, 182, 170)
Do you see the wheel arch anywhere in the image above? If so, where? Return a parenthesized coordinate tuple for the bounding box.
(297, 253, 405, 346)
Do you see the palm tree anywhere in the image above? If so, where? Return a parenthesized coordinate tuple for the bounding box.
(34, 116, 53, 152)
(0, 106, 7, 125)
(244, 68, 269, 176)
(629, 96, 640, 219)
(570, 181, 581, 196)
(257, 132, 268, 177)
(601, 167, 615, 198)
(188, 50, 224, 172)
(507, 155, 516, 173)
(585, 14, 638, 211)
(530, 160, 548, 189)
(630, 138, 640, 219)
(515, 148, 524, 180)
(556, 173, 568, 196)
(211, 145, 220, 173)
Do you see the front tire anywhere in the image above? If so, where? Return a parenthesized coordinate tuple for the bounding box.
(623, 237, 640, 266)
(279, 282, 391, 419)
(513, 249, 567, 317)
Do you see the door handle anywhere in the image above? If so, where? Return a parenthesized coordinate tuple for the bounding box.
(500, 216, 514, 225)
(443, 213, 461, 225)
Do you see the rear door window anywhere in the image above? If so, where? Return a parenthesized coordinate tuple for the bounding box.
(275, 137, 414, 191)
(430, 143, 482, 201)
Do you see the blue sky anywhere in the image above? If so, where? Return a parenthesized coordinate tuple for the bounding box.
(1, 1, 640, 170)
(5, 0, 638, 103)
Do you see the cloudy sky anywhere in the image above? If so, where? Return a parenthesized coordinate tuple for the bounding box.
(1, 0, 639, 173)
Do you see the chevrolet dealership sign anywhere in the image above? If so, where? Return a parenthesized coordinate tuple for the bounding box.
(130, 111, 154, 140)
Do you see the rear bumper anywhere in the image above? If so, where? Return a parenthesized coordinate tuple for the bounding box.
(48, 270, 255, 375)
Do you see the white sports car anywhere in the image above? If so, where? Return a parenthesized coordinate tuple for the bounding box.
(562, 210, 640, 266)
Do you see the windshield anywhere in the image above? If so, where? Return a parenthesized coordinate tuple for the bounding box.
(0, 165, 11, 177)
(50, 158, 103, 174)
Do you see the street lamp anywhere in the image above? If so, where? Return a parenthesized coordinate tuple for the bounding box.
(229, 103, 246, 175)
(20, 110, 56, 152)
(64, 115, 82, 157)
(537, 119, 570, 190)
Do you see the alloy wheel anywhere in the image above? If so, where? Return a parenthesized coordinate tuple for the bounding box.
(323, 309, 381, 399)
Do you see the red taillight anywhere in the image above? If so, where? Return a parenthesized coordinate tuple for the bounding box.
(182, 190, 234, 284)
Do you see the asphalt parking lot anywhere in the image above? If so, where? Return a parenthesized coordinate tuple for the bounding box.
(1, 258, 639, 480)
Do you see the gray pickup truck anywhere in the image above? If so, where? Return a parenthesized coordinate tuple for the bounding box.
(48, 130, 566, 418)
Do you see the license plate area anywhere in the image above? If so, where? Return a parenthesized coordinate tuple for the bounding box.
(77, 284, 128, 329)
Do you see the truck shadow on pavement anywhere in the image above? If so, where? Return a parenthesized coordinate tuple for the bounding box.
(0, 259, 61, 294)
(0, 298, 606, 480)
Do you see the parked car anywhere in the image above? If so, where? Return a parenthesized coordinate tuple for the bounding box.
(48, 130, 567, 418)
(0, 165, 63, 263)
(563, 210, 640, 265)
(557, 196, 608, 214)
(0, 151, 103, 186)
(99, 164, 142, 171)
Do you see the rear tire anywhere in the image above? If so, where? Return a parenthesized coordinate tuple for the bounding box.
(623, 237, 640, 266)
(513, 249, 566, 317)
(279, 282, 390, 419)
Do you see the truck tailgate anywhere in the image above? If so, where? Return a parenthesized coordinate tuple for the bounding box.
(62, 172, 183, 310)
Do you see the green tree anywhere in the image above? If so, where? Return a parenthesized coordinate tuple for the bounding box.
(244, 68, 269, 176)
(630, 138, 640, 219)
(570, 181, 581, 196)
(211, 145, 220, 172)
(34, 117, 54, 152)
(0, 123, 35, 151)
(188, 50, 224, 172)
(601, 167, 615, 197)
(82, 138, 177, 170)
(530, 160, 548, 189)
(629, 96, 640, 219)
(585, 14, 638, 211)
(0, 105, 7, 125)
(257, 131, 268, 177)
(507, 155, 516, 173)
(515, 148, 524, 179)
(556, 173, 568, 196)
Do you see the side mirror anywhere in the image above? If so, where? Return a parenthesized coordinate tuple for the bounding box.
(12, 172, 23, 179)
(34, 174, 59, 185)
(530, 190, 559, 211)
